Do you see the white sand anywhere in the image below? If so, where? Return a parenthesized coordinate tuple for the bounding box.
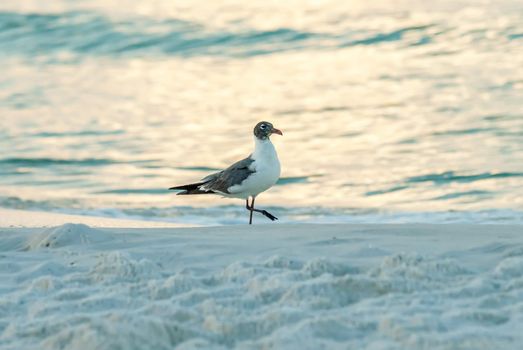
(0, 208, 186, 228)
(1, 210, 523, 349)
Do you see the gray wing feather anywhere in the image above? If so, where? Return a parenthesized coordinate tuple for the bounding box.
(201, 157, 255, 193)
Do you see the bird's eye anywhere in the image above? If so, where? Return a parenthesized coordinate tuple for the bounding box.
(260, 124, 266, 129)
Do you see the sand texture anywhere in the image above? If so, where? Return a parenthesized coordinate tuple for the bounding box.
(1, 217, 522, 349)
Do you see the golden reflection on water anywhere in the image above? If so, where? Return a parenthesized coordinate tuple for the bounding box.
(1, 0, 523, 217)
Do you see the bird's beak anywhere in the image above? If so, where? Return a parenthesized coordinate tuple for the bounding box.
(271, 127, 283, 136)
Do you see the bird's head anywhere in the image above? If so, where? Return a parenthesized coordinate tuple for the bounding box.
(253, 121, 283, 140)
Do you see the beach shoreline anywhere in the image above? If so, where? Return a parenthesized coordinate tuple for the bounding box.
(0, 207, 187, 228)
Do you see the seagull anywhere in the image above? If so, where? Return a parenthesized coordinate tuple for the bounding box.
(169, 121, 283, 225)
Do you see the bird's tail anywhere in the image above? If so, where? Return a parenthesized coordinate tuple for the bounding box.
(169, 182, 214, 195)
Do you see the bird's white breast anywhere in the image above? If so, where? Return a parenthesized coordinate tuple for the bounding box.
(228, 137, 280, 198)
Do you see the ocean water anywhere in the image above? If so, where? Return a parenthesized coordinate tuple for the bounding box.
(1, 0, 522, 225)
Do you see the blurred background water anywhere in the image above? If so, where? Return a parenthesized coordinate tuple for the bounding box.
(1, 0, 522, 225)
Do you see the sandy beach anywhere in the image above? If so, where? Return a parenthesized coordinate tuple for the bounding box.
(1, 209, 522, 349)
(2, 0, 523, 348)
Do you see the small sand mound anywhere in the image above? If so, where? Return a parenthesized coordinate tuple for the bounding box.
(90, 251, 162, 282)
(493, 256, 523, 279)
(25, 223, 111, 250)
(263, 255, 303, 270)
(301, 258, 358, 277)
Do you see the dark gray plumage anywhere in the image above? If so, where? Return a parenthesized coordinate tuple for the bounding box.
(253, 121, 275, 140)
(170, 157, 255, 195)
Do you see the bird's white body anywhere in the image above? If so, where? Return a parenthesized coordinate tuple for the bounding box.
(170, 121, 282, 224)
(227, 136, 281, 199)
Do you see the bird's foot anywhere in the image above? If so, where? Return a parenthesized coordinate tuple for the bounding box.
(261, 210, 278, 221)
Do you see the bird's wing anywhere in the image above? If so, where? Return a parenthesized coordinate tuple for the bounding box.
(200, 156, 255, 194)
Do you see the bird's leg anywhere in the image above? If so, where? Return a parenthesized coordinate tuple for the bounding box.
(245, 197, 254, 225)
(246, 197, 254, 225)
(250, 196, 278, 221)
(250, 197, 255, 225)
